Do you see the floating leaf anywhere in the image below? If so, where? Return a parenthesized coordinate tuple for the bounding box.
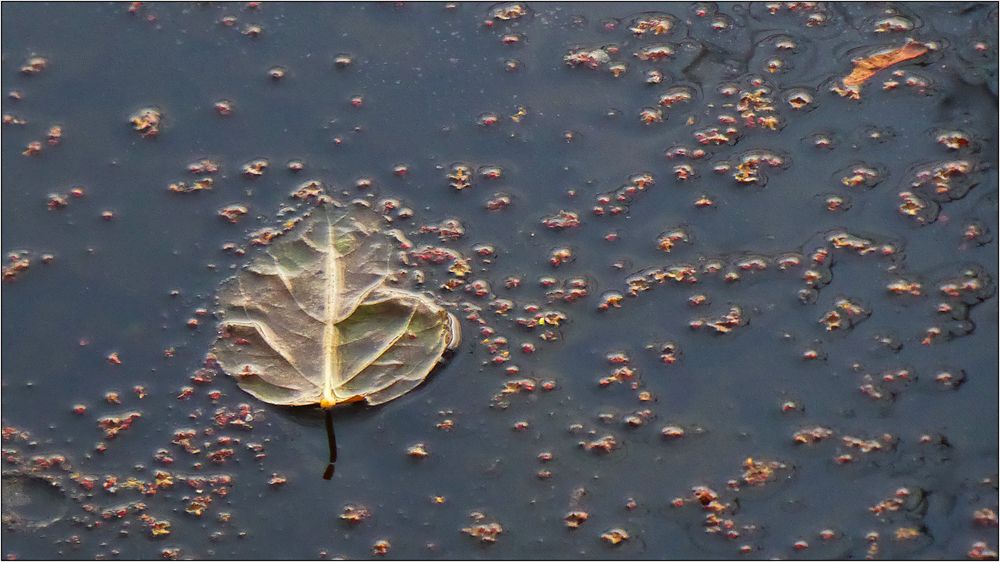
(214, 204, 460, 410)
(834, 40, 931, 99)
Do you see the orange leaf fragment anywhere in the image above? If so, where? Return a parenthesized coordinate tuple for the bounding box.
(835, 40, 930, 99)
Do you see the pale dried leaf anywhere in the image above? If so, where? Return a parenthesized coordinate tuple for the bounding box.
(213, 204, 460, 408)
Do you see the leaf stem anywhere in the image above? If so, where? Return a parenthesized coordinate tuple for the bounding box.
(323, 408, 337, 480)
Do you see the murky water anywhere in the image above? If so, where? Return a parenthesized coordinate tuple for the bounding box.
(2, 2, 998, 559)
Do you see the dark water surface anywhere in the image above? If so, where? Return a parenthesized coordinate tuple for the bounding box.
(2, 2, 998, 559)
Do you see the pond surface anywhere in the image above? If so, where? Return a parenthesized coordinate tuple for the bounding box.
(2, 2, 998, 559)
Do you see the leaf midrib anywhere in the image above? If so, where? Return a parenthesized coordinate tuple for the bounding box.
(321, 223, 341, 408)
